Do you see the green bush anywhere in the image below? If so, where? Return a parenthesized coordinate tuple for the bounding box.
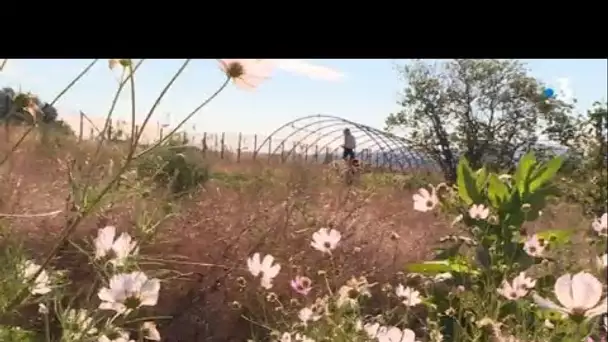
(136, 143, 210, 195)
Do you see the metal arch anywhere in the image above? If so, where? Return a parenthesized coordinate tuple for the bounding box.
(270, 118, 341, 155)
(255, 114, 395, 155)
(296, 126, 400, 170)
(318, 129, 408, 169)
(364, 126, 426, 167)
(280, 123, 396, 169)
(328, 135, 412, 168)
(277, 122, 391, 161)
(368, 126, 429, 167)
(255, 114, 433, 171)
(373, 128, 432, 167)
(265, 116, 414, 170)
(354, 123, 412, 169)
(254, 114, 344, 155)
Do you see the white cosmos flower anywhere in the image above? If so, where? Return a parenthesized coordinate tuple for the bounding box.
(98, 271, 160, 315)
(374, 326, 419, 342)
(98, 330, 134, 342)
(298, 307, 314, 324)
(395, 284, 423, 307)
(218, 59, 273, 90)
(246, 253, 281, 289)
(592, 213, 607, 236)
(310, 228, 341, 254)
(38, 303, 48, 315)
(497, 272, 536, 300)
(294, 333, 315, 342)
(94, 226, 139, 267)
(280, 332, 292, 342)
(533, 272, 607, 318)
(364, 322, 381, 338)
(413, 186, 438, 212)
(451, 214, 464, 226)
(336, 277, 373, 308)
(20, 260, 51, 295)
(434, 272, 453, 282)
(469, 204, 490, 220)
(142, 321, 161, 341)
(523, 234, 546, 257)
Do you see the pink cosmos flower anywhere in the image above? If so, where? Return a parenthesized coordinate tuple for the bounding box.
(290, 275, 312, 296)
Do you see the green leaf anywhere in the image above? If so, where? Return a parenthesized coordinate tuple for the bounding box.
(457, 158, 480, 205)
(535, 229, 575, 245)
(475, 167, 489, 193)
(487, 174, 510, 208)
(406, 260, 452, 274)
(529, 156, 563, 193)
(405, 260, 478, 275)
(514, 152, 537, 196)
(0, 325, 38, 342)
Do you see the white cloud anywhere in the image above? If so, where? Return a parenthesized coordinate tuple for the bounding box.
(556, 77, 574, 104)
(271, 59, 345, 82)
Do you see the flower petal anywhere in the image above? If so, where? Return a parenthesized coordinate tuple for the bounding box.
(140, 279, 161, 306)
(585, 297, 608, 318)
(533, 293, 567, 313)
(554, 274, 575, 310)
(571, 272, 603, 310)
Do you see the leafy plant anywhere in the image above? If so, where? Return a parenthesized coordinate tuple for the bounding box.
(136, 142, 210, 195)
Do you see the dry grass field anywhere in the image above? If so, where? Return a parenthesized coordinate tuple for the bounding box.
(0, 126, 597, 342)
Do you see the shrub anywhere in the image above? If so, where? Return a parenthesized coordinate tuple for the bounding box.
(136, 143, 210, 195)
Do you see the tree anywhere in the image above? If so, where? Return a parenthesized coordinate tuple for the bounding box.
(385, 59, 574, 182)
(553, 100, 607, 216)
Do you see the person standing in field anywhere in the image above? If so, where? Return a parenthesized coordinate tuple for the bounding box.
(342, 128, 356, 162)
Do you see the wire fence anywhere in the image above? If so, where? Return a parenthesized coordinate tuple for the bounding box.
(66, 113, 438, 171)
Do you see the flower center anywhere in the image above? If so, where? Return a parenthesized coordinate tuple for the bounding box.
(347, 288, 359, 299)
(323, 242, 332, 249)
(124, 295, 142, 309)
(226, 62, 244, 78)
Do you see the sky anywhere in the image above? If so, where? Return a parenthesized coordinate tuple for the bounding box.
(0, 58, 606, 150)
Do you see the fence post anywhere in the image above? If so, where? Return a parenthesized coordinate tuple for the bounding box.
(78, 112, 83, 142)
(202, 132, 207, 156)
(107, 120, 113, 140)
(314, 145, 319, 162)
(267, 137, 272, 163)
(292, 141, 297, 161)
(280, 141, 285, 163)
(253, 134, 258, 160)
(134, 125, 140, 145)
(220, 132, 225, 159)
(304, 144, 309, 161)
(237, 132, 242, 163)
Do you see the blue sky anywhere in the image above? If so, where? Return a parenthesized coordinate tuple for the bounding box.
(1, 59, 606, 141)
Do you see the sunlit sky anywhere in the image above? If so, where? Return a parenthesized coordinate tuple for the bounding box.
(1, 59, 606, 148)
